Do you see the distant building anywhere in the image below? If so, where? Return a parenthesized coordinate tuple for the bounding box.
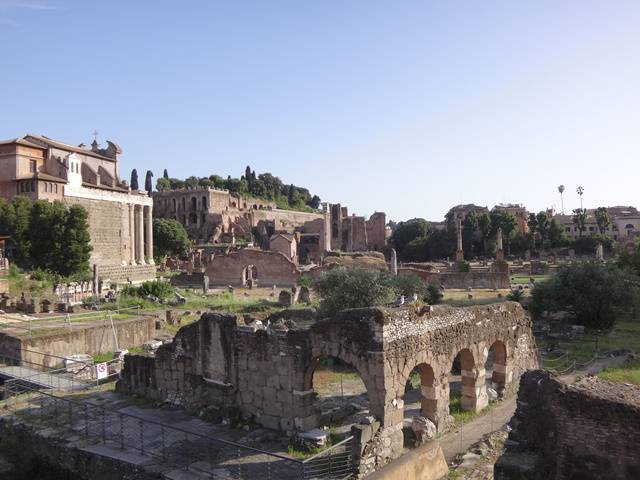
(269, 233, 298, 264)
(0, 134, 155, 282)
(553, 206, 640, 240)
(493, 203, 528, 234)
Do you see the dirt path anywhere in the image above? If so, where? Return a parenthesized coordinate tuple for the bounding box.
(439, 354, 629, 462)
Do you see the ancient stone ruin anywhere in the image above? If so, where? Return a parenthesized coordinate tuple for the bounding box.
(495, 369, 640, 480)
(117, 302, 537, 474)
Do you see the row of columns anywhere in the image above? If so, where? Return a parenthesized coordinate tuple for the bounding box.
(128, 204, 154, 265)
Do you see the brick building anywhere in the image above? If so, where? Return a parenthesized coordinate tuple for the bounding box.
(0, 135, 155, 282)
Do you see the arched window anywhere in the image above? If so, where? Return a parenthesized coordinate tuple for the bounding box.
(172, 198, 176, 211)
(202, 196, 207, 209)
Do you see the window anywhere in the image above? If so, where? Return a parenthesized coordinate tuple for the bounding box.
(44, 182, 48, 193)
(29, 160, 37, 173)
(55, 184, 58, 193)
(589, 226, 595, 232)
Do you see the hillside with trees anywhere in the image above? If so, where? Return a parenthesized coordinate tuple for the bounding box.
(154, 166, 321, 213)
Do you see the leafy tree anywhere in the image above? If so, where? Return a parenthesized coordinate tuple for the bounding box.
(144, 170, 154, 195)
(156, 177, 170, 191)
(185, 176, 199, 188)
(311, 267, 396, 316)
(307, 195, 321, 210)
(198, 178, 213, 187)
(287, 184, 295, 205)
(425, 284, 443, 305)
(547, 218, 570, 248)
(527, 213, 538, 249)
(391, 219, 429, 257)
(59, 204, 92, 276)
(462, 210, 478, 258)
(594, 207, 611, 234)
(490, 209, 517, 254)
(163, 169, 169, 180)
(169, 178, 185, 190)
(244, 166, 253, 190)
(390, 273, 427, 298)
(208, 175, 225, 188)
(536, 211, 550, 247)
(153, 218, 191, 259)
(618, 238, 640, 275)
(572, 208, 587, 237)
(477, 212, 491, 255)
(130, 169, 139, 190)
(530, 261, 635, 329)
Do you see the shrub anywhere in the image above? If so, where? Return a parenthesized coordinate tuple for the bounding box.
(122, 280, 175, 300)
(506, 289, 524, 302)
(390, 273, 426, 298)
(425, 283, 443, 305)
(530, 261, 636, 329)
(457, 261, 470, 273)
(311, 267, 395, 316)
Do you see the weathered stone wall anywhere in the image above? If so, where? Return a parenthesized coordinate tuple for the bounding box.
(366, 212, 387, 251)
(398, 268, 510, 289)
(0, 317, 155, 367)
(495, 370, 640, 480)
(63, 196, 128, 268)
(204, 249, 301, 287)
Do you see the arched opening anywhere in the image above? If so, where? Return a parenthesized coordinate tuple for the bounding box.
(403, 364, 436, 422)
(189, 212, 198, 225)
(449, 348, 479, 417)
(181, 197, 186, 211)
(307, 356, 370, 434)
(191, 197, 197, 211)
(172, 198, 176, 211)
(485, 340, 507, 398)
(241, 265, 258, 286)
(202, 196, 207, 209)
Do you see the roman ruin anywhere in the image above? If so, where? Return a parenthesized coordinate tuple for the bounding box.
(117, 302, 538, 473)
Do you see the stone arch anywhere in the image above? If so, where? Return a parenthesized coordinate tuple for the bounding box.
(487, 339, 508, 396)
(191, 197, 197, 211)
(202, 196, 207, 209)
(172, 198, 176, 211)
(450, 347, 487, 412)
(181, 197, 186, 211)
(298, 353, 374, 430)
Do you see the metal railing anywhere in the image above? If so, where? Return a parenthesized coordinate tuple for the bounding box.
(301, 435, 355, 479)
(0, 383, 356, 479)
(0, 306, 142, 336)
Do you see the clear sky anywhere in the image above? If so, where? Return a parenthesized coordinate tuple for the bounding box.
(2, 1, 639, 222)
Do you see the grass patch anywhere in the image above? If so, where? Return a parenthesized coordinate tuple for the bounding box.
(510, 274, 552, 285)
(599, 358, 640, 385)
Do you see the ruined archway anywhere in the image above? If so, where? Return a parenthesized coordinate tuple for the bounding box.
(486, 340, 508, 397)
(403, 363, 437, 424)
(305, 355, 370, 432)
(449, 348, 484, 415)
(241, 265, 257, 286)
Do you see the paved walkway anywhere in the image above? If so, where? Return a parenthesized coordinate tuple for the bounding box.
(0, 365, 85, 391)
(438, 354, 630, 462)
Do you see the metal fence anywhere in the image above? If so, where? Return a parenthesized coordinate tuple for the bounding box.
(0, 384, 356, 479)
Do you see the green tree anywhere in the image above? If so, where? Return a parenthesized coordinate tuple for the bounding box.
(547, 218, 569, 248)
(477, 212, 491, 256)
(198, 178, 213, 187)
(156, 177, 170, 191)
(59, 204, 92, 276)
(307, 194, 321, 210)
(153, 218, 191, 259)
(311, 267, 395, 316)
(462, 210, 479, 258)
(130, 169, 139, 190)
(530, 261, 635, 329)
(536, 211, 550, 248)
(425, 284, 443, 305)
(144, 170, 154, 195)
(185, 176, 199, 188)
(391, 219, 429, 258)
(527, 213, 538, 249)
(490, 209, 517, 254)
(572, 208, 587, 237)
(594, 207, 611, 234)
(163, 169, 169, 180)
(390, 273, 427, 298)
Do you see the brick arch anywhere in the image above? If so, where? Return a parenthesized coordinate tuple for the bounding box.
(486, 339, 508, 395)
(449, 347, 488, 412)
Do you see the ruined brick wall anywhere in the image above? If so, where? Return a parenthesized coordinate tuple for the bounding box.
(496, 370, 640, 480)
(366, 212, 386, 251)
(398, 268, 510, 289)
(204, 249, 300, 287)
(251, 208, 323, 232)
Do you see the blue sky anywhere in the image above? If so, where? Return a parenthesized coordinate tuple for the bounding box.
(2, 1, 640, 222)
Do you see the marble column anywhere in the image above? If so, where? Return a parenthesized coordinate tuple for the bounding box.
(144, 205, 154, 264)
(136, 205, 145, 264)
(129, 204, 136, 265)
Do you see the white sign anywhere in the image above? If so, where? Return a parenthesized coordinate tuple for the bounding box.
(96, 362, 108, 380)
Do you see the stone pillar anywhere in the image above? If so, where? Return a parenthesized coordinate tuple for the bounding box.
(390, 248, 398, 276)
(136, 205, 145, 264)
(144, 205, 154, 264)
(129, 204, 136, 265)
(496, 227, 504, 261)
(456, 219, 464, 261)
(460, 366, 488, 412)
